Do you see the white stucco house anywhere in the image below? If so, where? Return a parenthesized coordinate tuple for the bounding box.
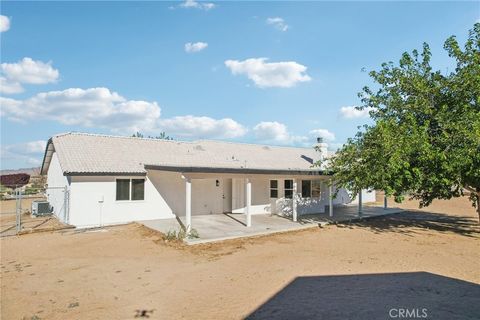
(40, 132, 375, 229)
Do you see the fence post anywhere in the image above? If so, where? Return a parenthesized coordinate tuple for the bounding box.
(63, 186, 68, 223)
(15, 187, 22, 233)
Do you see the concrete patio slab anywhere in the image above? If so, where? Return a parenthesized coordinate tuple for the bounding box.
(299, 205, 404, 224)
(138, 205, 403, 245)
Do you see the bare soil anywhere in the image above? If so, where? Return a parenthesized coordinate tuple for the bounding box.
(1, 197, 479, 319)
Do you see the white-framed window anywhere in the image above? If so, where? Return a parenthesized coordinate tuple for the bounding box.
(301, 180, 311, 198)
(284, 179, 294, 199)
(116, 178, 145, 201)
(312, 180, 321, 198)
(301, 180, 322, 198)
(270, 180, 278, 198)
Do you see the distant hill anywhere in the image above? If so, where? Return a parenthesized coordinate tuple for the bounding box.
(0, 167, 41, 176)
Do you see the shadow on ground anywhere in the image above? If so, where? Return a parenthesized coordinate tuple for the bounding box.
(336, 210, 479, 237)
(247, 272, 480, 320)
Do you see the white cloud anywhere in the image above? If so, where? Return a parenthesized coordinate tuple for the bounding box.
(1, 140, 47, 167)
(0, 87, 161, 133)
(253, 121, 289, 142)
(6, 140, 47, 154)
(225, 58, 311, 88)
(253, 121, 307, 145)
(253, 122, 338, 146)
(309, 128, 335, 142)
(0, 57, 60, 95)
(179, 0, 215, 10)
(1, 57, 59, 84)
(160, 115, 247, 139)
(0, 15, 10, 32)
(266, 17, 289, 32)
(0, 77, 23, 94)
(184, 42, 208, 53)
(339, 106, 373, 119)
(0, 87, 251, 139)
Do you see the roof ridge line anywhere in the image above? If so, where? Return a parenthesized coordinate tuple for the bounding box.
(54, 132, 181, 143)
(53, 132, 317, 150)
(197, 139, 315, 150)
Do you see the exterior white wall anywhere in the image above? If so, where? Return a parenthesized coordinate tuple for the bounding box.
(147, 170, 186, 216)
(274, 178, 326, 216)
(256, 178, 376, 217)
(59, 165, 377, 228)
(232, 178, 272, 214)
(46, 152, 70, 223)
(69, 174, 175, 228)
(191, 179, 224, 215)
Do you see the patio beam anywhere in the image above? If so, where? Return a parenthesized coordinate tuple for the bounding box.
(185, 177, 192, 233)
(245, 178, 252, 227)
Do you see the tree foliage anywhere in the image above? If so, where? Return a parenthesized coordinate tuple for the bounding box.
(329, 24, 480, 220)
(131, 131, 173, 140)
(0, 173, 30, 188)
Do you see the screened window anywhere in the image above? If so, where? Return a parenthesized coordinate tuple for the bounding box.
(270, 180, 278, 198)
(116, 179, 145, 201)
(284, 180, 293, 199)
(116, 179, 130, 201)
(132, 179, 145, 201)
(312, 180, 321, 198)
(302, 180, 311, 198)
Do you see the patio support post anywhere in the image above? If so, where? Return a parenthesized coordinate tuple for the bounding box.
(245, 178, 252, 227)
(329, 182, 333, 217)
(292, 180, 298, 222)
(358, 190, 363, 217)
(185, 177, 192, 233)
(384, 193, 388, 210)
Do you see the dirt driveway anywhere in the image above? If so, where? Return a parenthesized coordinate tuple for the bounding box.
(1, 197, 479, 319)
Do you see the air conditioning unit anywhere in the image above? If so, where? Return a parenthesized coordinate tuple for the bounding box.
(31, 201, 53, 216)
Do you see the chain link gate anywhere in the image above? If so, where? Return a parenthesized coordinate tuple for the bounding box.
(1, 185, 69, 236)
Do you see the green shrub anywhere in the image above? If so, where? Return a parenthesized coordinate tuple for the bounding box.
(163, 228, 200, 240)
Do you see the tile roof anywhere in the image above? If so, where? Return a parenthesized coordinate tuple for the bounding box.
(42, 132, 326, 175)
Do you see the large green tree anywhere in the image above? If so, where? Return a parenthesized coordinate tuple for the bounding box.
(328, 24, 480, 221)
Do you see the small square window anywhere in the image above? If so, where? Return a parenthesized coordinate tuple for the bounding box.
(302, 180, 311, 198)
(131, 179, 145, 201)
(284, 189, 293, 199)
(284, 180, 293, 189)
(270, 180, 278, 198)
(116, 179, 130, 201)
(312, 180, 321, 198)
(284, 180, 294, 199)
(270, 189, 278, 198)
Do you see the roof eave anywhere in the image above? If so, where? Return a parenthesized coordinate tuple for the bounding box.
(40, 138, 54, 176)
(63, 172, 147, 177)
(144, 164, 330, 176)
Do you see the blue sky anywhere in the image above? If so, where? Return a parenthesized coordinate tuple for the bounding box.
(0, 1, 478, 169)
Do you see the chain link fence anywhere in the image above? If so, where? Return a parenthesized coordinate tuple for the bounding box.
(0, 185, 70, 236)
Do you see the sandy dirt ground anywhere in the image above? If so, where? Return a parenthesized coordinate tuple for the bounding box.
(1, 197, 479, 319)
